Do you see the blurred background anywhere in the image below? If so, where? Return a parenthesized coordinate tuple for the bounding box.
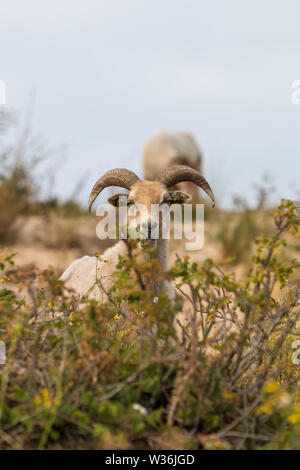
(1, 0, 300, 272)
(1, 0, 300, 208)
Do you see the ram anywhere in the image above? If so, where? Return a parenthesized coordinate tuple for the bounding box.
(143, 131, 203, 200)
(60, 165, 215, 302)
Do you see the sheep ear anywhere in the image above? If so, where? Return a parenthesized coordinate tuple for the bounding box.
(168, 191, 192, 204)
(108, 193, 128, 207)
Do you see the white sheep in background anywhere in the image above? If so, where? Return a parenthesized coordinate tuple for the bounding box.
(60, 165, 215, 302)
(143, 131, 203, 201)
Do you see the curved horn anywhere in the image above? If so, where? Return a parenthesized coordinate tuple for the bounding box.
(88, 168, 141, 212)
(156, 165, 215, 207)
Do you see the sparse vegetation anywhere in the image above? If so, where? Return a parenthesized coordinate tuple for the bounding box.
(0, 112, 37, 243)
(0, 111, 85, 246)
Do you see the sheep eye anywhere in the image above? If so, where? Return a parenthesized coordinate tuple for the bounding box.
(162, 197, 172, 205)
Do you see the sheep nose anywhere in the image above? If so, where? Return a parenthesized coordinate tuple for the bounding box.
(142, 221, 158, 235)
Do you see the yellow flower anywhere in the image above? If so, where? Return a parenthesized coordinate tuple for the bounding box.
(40, 389, 52, 409)
(264, 381, 280, 394)
(114, 314, 120, 320)
(0, 279, 4, 283)
(223, 390, 238, 403)
(289, 226, 298, 235)
(95, 252, 99, 257)
(47, 301, 53, 308)
(42, 388, 50, 399)
(294, 403, 300, 414)
(206, 313, 214, 323)
(288, 413, 300, 424)
(34, 395, 42, 406)
(53, 396, 61, 407)
(43, 399, 52, 410)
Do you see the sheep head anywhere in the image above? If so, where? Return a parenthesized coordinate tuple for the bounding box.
(89, 166, 215, 238)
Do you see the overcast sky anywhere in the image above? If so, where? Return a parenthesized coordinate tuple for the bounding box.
(1, 0, 300, 208)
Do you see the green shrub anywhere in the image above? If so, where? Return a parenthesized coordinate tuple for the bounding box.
(0, 200, 299, 450)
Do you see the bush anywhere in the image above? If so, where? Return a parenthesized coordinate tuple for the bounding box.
(0, 110, 85, 244)
(0, 110, 42, 243)
(216, 209, 262, 263)
(0, 200, 299, 450)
